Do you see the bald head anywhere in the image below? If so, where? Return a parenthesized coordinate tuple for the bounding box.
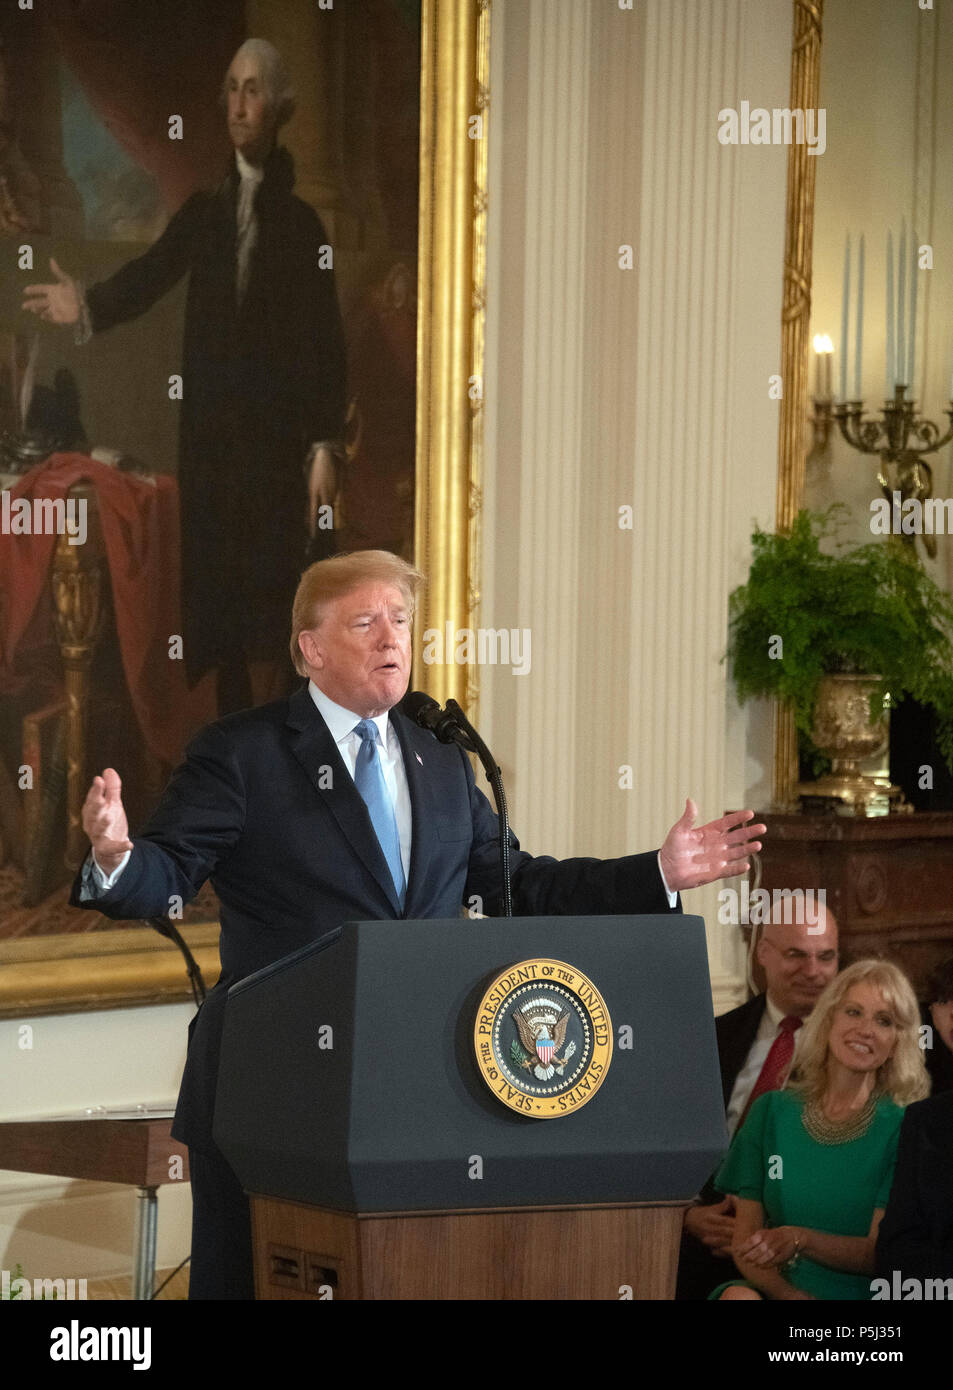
(755, 902, 839, 1018)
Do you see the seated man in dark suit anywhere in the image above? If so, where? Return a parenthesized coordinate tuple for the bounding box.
(675, 902, 838, 1299)
(71, 548, 765, 1300)
(875, 1089, 953, 1286)
(920, 956, 953, 1095)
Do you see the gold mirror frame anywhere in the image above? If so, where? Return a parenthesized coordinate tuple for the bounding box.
(773, 0, 824, 808)
(0, 0, 489, 1019)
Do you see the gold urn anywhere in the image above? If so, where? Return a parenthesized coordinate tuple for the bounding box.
(797, 673, 908, 816)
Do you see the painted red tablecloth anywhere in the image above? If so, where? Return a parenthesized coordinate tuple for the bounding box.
(0, 454, 214, 764)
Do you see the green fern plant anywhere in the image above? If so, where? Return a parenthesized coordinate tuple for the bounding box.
(726, 506, 953, 771)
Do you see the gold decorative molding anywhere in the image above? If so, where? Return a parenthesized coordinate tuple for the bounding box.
(0, 925, 221, 1019)
(773, 0, 824, 807)
(414, 0, 488, 715)
(467, 0, 490, 716)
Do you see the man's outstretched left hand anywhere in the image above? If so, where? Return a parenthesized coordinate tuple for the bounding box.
(659, 798, 764, 892)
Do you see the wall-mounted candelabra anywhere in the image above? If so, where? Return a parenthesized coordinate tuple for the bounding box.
(810, 224, 953, 561)
(830, 386, 953, 560)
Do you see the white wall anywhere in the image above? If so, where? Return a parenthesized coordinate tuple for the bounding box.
(481, 0, 790, 1009)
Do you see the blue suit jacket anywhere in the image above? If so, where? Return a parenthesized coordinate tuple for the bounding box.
(71, 683, 678, 1150)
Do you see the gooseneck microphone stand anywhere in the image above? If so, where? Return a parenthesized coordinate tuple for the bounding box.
(404, 693, 513, 918)
(443, 699, 513, 920)
(143, 916, 207, 1006)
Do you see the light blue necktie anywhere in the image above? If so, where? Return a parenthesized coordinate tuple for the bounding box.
(353, 719, 406, 907)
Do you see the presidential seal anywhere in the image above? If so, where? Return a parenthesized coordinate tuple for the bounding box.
(473, 958, 613, 1118)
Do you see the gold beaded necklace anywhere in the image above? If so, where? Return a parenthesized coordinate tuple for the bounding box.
(802, 1093, 878, 1146)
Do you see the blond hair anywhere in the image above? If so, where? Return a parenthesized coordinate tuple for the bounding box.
(289, 550, 424, 676)
(786, 958, 929, 1107)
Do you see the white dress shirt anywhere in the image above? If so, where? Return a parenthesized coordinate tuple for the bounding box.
(234, 150, 264, 303)
(725, 994, 802, 1139)
(307, 682, 412, 881)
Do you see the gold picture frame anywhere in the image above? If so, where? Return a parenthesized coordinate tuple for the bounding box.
(772, 0, 824, 807)
(0, 0, 489, 1018)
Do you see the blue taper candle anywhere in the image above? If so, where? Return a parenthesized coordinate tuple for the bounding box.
(854, 234, 864, 398)
(886, 231, 895, 397)
(840, 234, 850, 402)
(897, 221, 906, 385)
(907, 234, 918, 392)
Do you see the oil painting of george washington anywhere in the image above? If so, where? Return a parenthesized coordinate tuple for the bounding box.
(0, 0, 421, 938)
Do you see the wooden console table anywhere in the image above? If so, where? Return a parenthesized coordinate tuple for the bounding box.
(0, 1117, 189, 1299)
(754, 812, 953, 992)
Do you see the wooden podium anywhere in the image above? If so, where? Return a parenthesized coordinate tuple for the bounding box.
(250, 1197, 686, 1300)
(214, 918, 725, 1301)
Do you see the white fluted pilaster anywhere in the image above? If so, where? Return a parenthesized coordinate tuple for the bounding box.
(484, 0, 789, 1004)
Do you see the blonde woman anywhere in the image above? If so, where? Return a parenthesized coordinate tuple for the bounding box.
(711, 959, 929, 1300)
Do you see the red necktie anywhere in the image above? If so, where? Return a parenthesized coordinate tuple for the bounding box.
(738, 1015, 802, 1129)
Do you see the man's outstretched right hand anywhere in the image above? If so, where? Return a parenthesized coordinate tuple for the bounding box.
(82, 767, 133, 875)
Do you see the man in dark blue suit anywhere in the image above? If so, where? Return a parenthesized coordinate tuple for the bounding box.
(73, 549, 764, 1299)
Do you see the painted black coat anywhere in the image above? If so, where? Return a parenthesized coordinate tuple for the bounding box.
(87, 147, 346, 684)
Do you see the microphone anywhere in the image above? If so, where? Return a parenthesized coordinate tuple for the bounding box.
(401, 690, 468, 745)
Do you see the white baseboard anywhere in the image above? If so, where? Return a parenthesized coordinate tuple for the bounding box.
(0, 1172, 122, 1208)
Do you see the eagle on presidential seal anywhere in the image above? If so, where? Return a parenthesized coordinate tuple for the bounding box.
(512, 997, 577, 1080)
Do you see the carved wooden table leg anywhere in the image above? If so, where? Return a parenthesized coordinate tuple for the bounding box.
(51, 483, 103, 870)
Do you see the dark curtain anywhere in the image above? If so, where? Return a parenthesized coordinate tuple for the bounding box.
(49, 0, 243, 212)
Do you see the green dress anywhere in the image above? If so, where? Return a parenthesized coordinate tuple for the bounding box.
(709, 1089, 903, 1300)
